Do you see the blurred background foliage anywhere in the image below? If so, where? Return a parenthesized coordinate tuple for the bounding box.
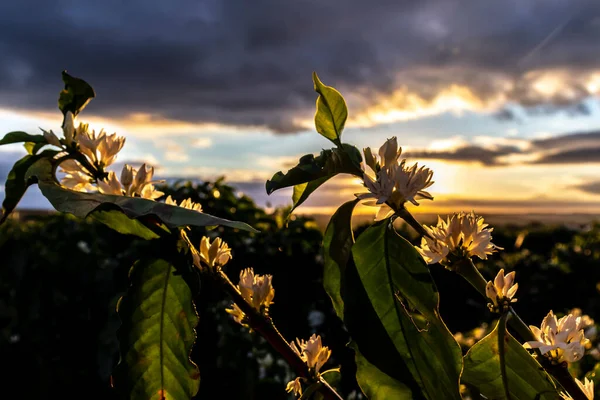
(1, 179, 600, 399)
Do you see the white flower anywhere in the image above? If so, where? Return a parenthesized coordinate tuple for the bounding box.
(290, 334, 332, 374)
(165, 195, 202, 212)
(485, 269, 518, 312)
(226, 268, 275, 325)
(285, 377, 303, 397)
(97, 132, 125, 167)
(125, 163, 163, 196)
(416, 235, 450, 265)
(238, 268, 275, 311)
(78, 128, 125, 168)
(525, 311, 590, 363)
(120, 164, 134, 188)
(42, 129, 62, 147)
(416, 212, 502, 265)
(560, 377, 594, 399)
(140, 183, 164, 200)
(63, 112, 76, 145)
(58, 159, 95, 192)
(394, 161, 434, 206)
(193, 236, 232, 269)
(97, 172, 123, 195)
(356, 137, 434, 220)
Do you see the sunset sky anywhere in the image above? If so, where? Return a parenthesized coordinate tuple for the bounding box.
(2, 0, 600, 217)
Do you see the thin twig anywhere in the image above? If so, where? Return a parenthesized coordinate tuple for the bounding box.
(180, 230, 344, 400)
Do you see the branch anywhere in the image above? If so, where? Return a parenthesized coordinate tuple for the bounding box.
(180, 231, 343, 400)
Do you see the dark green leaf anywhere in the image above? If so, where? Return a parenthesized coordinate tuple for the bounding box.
(1, 151, 58, 224)
(266, 150, 332, 195)
(113, 259, 200, 399)
(266, 145, 362, 212)
(350, 342, 413, 399)
(0, 132, 46, 146)
(58, 70, 96, 117)
(322, 202, 418, 399)
(351, 221, 463, 400)
(462, 319, 558, 400)
(89, 208, 163, 240)
(323, 199, 358, 317)
(313, 72, 347, 146)
(290, 176, 332, 214)
(36, 180, 258, 233)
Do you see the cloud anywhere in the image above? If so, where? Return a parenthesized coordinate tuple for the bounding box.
(191, 137, 213, 149)
(403, 129, 600, 166)
(406, 145, 521, 166)
(574, 180, 600, 194)
(1, 0, 600, 132)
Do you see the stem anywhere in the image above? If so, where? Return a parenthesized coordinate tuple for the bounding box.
(454, 258, 588, 400)
(395, 206, 432, 239)
(216, 271, 343, 400)
(180, 231, 343, 400)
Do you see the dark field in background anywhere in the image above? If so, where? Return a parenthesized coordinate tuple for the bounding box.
(2, 180, 600, 399)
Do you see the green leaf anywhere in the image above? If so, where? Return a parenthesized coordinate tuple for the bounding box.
(0, 132, 46, 146)
(266, 145, 362, 213)
(351, 221, 463, 400)
(113, 259, 200, 399)
(462, 319, 558, 400)
(24, 141, 48, 155)
(313, 72, 347, 146)
(322, 202, 418, 399)
(36, 180, 258, 233)
(323, 199, 358, 317)
(350, 342, 413, 399)
(58, 70, 96, 117)
(89, 208, 163, 240)
(0, 151, 58, 224)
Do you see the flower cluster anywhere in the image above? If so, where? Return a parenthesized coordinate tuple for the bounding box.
(416, 212, 502, 265)
(560, 377, 594, 400)
(96, 164, 164, 200)
(524, 311, 590, 363)
(485, 269, 518, 313)
(226, 268, 275, 326)
(355, 137, 434, 220)
(192, 236, 232, 270)
(165, 195, 202, 212)
(43, 111, 207, 210)
(286, 334, 332, 397)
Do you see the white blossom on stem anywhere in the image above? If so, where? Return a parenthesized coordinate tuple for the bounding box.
(290, 334, 332, 374)
(356, 137, 434, 220)
(226, 268, 275, 325)
(165, 195, 203, 212)
(77, 125, 125, 168)
(58, 159, 95, 192)
(485, 269, 518, 312)
(63, 112, 76, 146)
(97, 172, 123, 195)
(42, 129, 62, 147)
(193, 236, 232, 269)
(416, 212, 502, 265)
(560, 377, 594, 399)
(286, 334, 332, 398)
(285, 377, 303, 397)
(524, 311, 590, 363)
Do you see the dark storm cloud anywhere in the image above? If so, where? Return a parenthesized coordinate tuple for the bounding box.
(574, 181, 600, 194)
(405, 145, 521, 166)
(405, 130, 600, 165)
(1, 0, 600, 132)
